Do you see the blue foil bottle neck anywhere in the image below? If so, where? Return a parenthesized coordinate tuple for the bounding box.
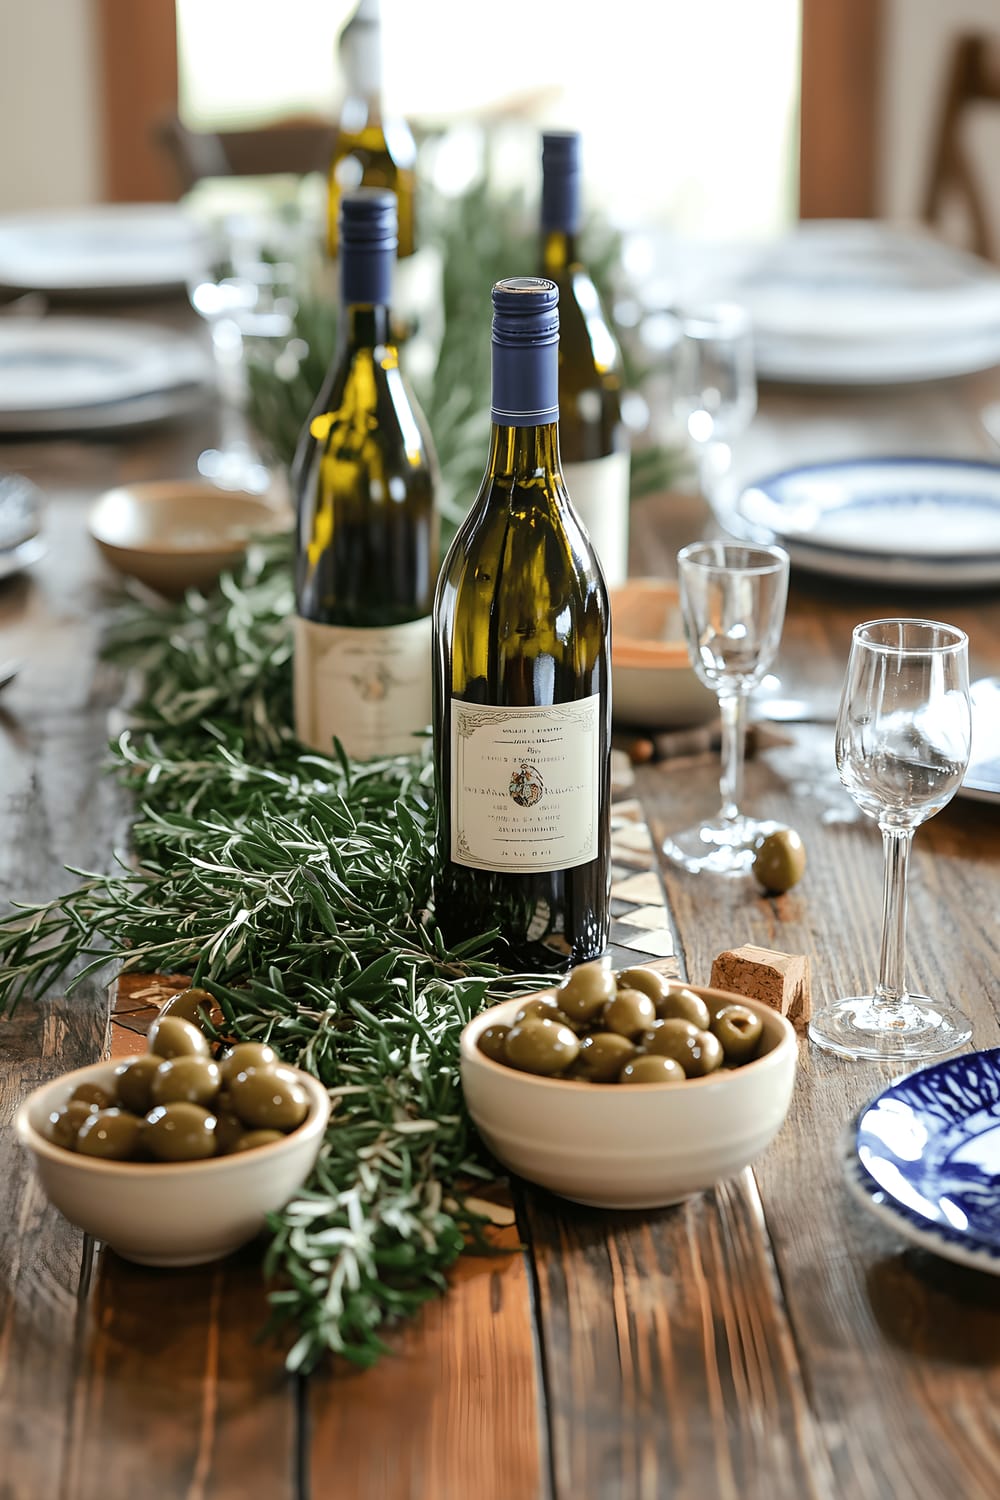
(541, 131, 582, 235)
(490, 276, 560, 427)
(340, 187, 397, 308)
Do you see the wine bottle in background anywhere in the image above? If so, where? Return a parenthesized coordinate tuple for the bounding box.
(539, 130, 630, 586)
(294, 188, 439, 759)
(326, 0, 417, 259)
(432, 277, 611, 971)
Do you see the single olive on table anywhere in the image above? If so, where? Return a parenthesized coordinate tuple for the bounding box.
(753, 827, 807, 894)
(42, 986, 309, 1163)
(476, 961, 767, 1084)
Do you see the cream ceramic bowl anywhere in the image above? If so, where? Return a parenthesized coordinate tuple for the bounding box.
(610, 577, 717, 730)
(460, 987, 797, 1210)
(15, 1058, 330, 1266)
(88, 479, 291, 596)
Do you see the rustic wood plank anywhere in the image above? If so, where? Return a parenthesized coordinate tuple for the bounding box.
(308, 1220, 548, 1500)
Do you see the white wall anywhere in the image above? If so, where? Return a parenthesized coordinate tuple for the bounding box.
(0, 0, 100, 211)
(880, 0, 1000, 245)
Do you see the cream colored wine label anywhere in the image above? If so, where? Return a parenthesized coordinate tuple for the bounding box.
(450, 696, 601, 872)
(562, 451, 631, 587)
(294, 615, 432, 760)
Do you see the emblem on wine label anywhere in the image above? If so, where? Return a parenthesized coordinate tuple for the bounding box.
(509, 762, 544, 807)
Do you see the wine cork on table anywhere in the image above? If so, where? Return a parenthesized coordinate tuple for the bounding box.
(709, 944, 812, 1033)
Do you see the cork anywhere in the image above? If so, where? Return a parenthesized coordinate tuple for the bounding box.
(709, 944, 812, 1033)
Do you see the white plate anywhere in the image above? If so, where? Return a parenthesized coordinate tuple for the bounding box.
(728, 457, 1000, 587)
(960, 677, 1000, 804)
(0, 204, 207, 297)
(725, 222, 1000, 385)
(0, 318, 213, 432)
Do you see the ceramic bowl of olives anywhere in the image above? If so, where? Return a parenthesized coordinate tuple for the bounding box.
(14, 1028, 331, 1268)
(459, 962, 797, 1210)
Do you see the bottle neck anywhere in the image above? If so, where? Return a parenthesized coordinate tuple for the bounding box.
(342, 303, 394, 349)
(490, 335, 559, 430)
(486, 421, 562, 479)
(338, 0, 383, 108)
(541, 228, 579, 277)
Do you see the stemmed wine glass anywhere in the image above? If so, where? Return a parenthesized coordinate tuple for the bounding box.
(662, 541, 790, 875)
(809, 619, 973, 1061)
(671, 301, 757, 495)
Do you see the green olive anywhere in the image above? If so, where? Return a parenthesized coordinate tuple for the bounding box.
(47, 1099, 99, 1150)
(656, 985, 711, 1029)
(602, 987, 657, 1039)
(616, 966, 669, 1007)
(575, 1031, 636, 1083)
(476, 1024, 511, 1063)
(503, 1018, 580, 1076)
(144, 1102, 218, 1161)
(69, 1081, 115, 1110)
(150, 1055, 222, 1108)
(644, 1018, 724, 1076)
(710, 1003, 764, 1064)
(113, 1054, 162, 1115)
(753, 827, 806, 894)
(619, 1055, 686, 1085)
(158, 986, 216, 1033)
(76, 1108, 144, 1161)
(219, 1042, 278, 1086)
(148, 1013, 211, 1061)
(228, 1065, 310, 1131)
(558, 960, 616, 1024)
(213, 1107, 247, 1155)
(230, 1129, 286, 1153)
(511, 995, 563, 1026)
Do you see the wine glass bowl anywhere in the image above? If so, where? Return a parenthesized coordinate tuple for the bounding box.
(661, 541, 789, 875)
(809, 618, 973, 1061)
(672, 301, 757, 447)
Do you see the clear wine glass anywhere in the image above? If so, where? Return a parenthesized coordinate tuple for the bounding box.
(809, 619, 973, 1061)
(662, 541, 790, 875)
(186, 213, 300, 494)
(671, 301, 757, 495)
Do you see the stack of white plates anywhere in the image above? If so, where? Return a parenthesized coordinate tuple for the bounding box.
(727, 221, 1000, 386)
(0, 203, 207, 300)
(0, 317, 213, 434)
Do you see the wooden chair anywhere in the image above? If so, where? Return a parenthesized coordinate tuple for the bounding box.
(921, 32, 1000, 261)
(153, 112, 336, 194)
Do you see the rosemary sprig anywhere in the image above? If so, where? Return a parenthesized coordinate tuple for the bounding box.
(0, 542, 553, 1370)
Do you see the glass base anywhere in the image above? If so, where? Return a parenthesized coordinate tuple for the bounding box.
(661, 815, 783, 876)
(808, 994, 972, 1062)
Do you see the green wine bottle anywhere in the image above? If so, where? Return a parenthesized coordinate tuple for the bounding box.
(432, 277, 611, 971)
(294, 187, 438, 760)
(327, 0, 417, 259)
(540, 131, 630, 585)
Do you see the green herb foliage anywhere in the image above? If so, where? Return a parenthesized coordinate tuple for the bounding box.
(0, 536, 548, 1370)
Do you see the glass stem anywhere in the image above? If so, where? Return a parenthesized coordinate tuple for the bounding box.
(718, 691, 747, 824)
(874, 826, 914, 1006)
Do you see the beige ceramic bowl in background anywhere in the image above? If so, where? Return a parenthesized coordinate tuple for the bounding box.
(460, 987, 797, 1210)
(88, 479, 292, 596)
(15, 1058, 330, 1266)
(610, 577, 717, 730)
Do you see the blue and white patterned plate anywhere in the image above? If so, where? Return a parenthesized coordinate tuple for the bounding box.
(842, 1048, 1000, 1276)
(729, 456, 1000, 587)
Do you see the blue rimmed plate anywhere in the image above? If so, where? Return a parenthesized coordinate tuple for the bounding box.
(729, 456, 1000, 587)
(842, 1048, 1000, 1276)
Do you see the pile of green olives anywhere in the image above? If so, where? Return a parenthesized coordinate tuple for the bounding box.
(45, 987, 311, 1163)
(477, 962, 765, 1086)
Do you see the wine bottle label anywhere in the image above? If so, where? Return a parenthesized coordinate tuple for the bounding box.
(294, 614, 432, 760)
(450, 696, 601, 872)
(562, 451, 631, 587)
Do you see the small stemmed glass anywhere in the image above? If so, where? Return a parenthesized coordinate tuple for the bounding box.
(809, 619, 973, 1061)
(671, 301, 757, 496)
(662, 541, 790, 875)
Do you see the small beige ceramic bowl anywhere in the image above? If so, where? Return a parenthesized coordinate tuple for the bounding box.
(88, 480, 291, 596)
(610, 577, 717, 729)
(460, 987, 797, 1210)
(15, 1058, 330, 1266)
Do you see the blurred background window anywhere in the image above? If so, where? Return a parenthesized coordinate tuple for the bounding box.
(174, 0, 801, 243)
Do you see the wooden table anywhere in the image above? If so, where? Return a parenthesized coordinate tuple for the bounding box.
(2, 324, 1000, 1500)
